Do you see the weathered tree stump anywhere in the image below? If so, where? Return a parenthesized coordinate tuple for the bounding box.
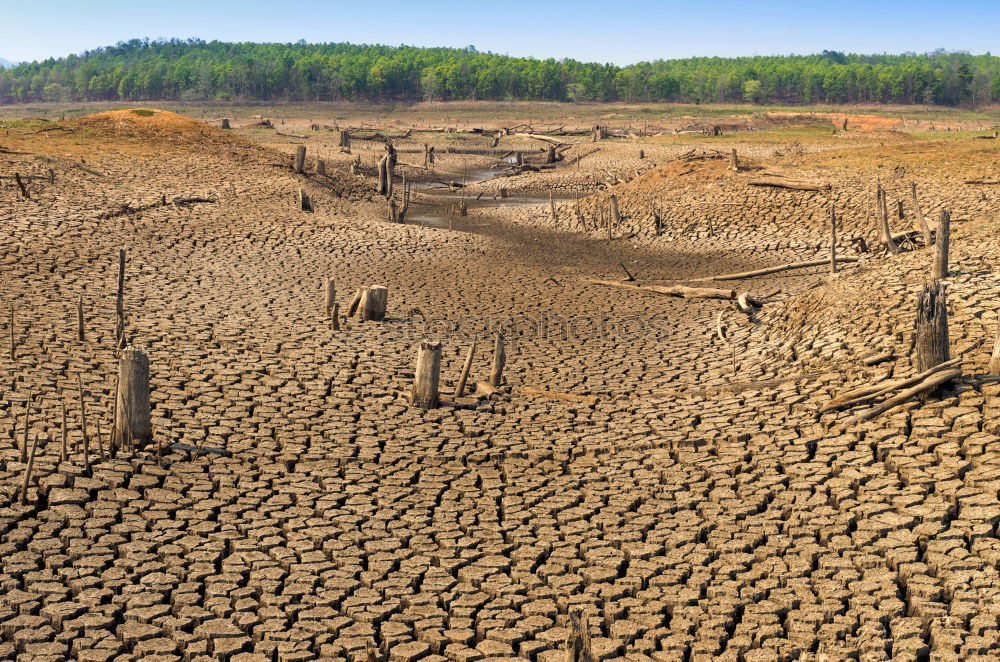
(378, 156, 389, 196)
(411, 341, 442, 409)
(298, 188, 314, 212)
(877, 185, 899, 253)
(338, 129, 351, 148)
(546, 145, 556, 164)
(316, 159, 326, 177)
(729, 148, 738, 171)
(915, 281, 950, 402)
(360, 286, 388, 321)
(324, 278, 336, 317)
(932, 209, 950, 280)
(221, 118, 231, 129)
(489, 331, 506, 388)
(115, 346, 152, 448)
(829, 205, 837, 274)
(77, 294, 85, 341)
(294, 145, 306, 174)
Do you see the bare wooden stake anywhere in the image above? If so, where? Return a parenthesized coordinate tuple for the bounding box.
(20, 388, 32, 463)
(14, 172, 29, 199)
(19, 432, 41, 506)
(878, 185, 899, 253)
(729, 148, 738, 171)
(332, 302, 341, 331)
(411, 340, 442, 409)
(829, 205, 837, 274)
(455, 338, 477, 398)
(990, 320, 1000, 377)
(77, 293, 85, 341)
(932, 209, 950, 280)
(115, 346, 152, 448)
(61, 398, 68, 463)
(347, 288, 364, 317)
(77, 374, 91, 475)
(489, 331, 506, 388)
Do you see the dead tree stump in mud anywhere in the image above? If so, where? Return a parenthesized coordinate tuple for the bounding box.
(932, 210, 951, 280)
(14, 173, 29, 199)
(411, 341, 442, 409)
(877, 184, 899, 253)
(221, 118, 231, 129)
(490, 331, 506, 388)
(546, 145, 557, 164)
(324, 278, 336, 317)
(115, 346, 152, 449)
(316, 159, 326, 177)
(915, 281, 950, 402)
(294, 145, 306, 174)
(378, 157, 389, 196)
(729, 148, 738, 171)
(77, 294, 85, 341)
(360, 286, 388, 321)
(339, 130, 351, 148)
(298, 188, 314, 212)
(910, 183, 932, 247)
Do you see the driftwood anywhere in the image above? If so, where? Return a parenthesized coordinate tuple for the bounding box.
(821, 356, 961, 412)
(521, 386, 598, 405)
(585, 278, 735, 300)
(844, 369, 961, 427)
(748, 177, 831, 192)
(511, 133, 566, 146)
(964, 179, 1000, 185)
(97, 196, 216, 219)
(699, 257, 859, 281)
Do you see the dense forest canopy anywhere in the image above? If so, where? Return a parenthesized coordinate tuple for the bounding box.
(1, 39, 998, 106)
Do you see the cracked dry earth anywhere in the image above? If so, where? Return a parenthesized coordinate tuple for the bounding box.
(3, 112, 1000, 662)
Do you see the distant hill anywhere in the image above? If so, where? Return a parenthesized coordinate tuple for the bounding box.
(0, 38, 998, 106)
(0, 58, 15, 68)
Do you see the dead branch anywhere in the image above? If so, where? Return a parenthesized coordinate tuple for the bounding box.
(843, 368, 961, 427)
(821, 356, 961, 413)
(697, 257, 858, 281)
(584, 278, 735, 300)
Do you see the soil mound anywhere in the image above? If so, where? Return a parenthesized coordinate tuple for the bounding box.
(69, 108, 240, 148)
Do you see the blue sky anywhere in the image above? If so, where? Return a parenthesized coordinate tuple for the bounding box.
(2, 0, 997, 65)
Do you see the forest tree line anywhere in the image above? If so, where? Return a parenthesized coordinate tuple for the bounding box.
(2, 39, 999, 107)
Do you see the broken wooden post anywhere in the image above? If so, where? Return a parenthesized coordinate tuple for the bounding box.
(19, 432, 40, 506)
(77, 374, 91, 474)
(378, 156, 389, 196)
(347, 288, 364, 316)
(221, 118, 231, 129)
(115, 248, 126, 348)
(990, 321, 1000, 377)
(331, 302, 341, 331)
(77, 294, 85, 341)
(14, 172, 29, 199)
(360, 286, 388, 321)
(932, 209, 950, 280)
(910, 183, 932, 247)
(830, 205, 837, 274)
(730, 148, 738, 171)
(455, 338, 477, 398)
(316, 159, 326, 177)
(115, 346, 152, 448)
(298, 188, 314, 212)
(489, 331, 506, 388)
(411, 340, 442, 409)
(338, 129, 351, 148)
(19, 389, 31, 463)
(324, 278, 336, 317)
(294, 145, 306, 174)
(915, 281, 950, 402)
(546, 145, 556, 164)
(877, 185, 899, 253)
(61, 398, 68, 463)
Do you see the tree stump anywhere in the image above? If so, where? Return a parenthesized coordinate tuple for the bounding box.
(829, 205, 837, 274)
(932, 209, 950, 280)
(294, 145, 306, 174)
(221, 118, 231, 129)
(298, 188, 314, 212)
(115, 346, 152, 448)
(411, 341, 442, 409)
(316, 159, 326, 177)
(324, 278, 336, 317)
(455, 338, 477, 398)
(489, 331, 506, 388)
(378, 157, 389, 196)
(360, 286, 388, 321)
(915, 281, 950, 402)
(546, 145, 556, 164)
(729, 148, 738, 171)
(339, 130, 351, 148)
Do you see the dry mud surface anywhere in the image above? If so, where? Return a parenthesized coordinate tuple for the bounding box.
(2, 109, 1000, 662)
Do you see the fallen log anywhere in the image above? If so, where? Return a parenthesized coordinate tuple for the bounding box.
(585, 278, 735, 300)
(748, 178, 831, 192)
(276, 131, 308, 139)
(964, 180, 1000, 185)
(698, 257, 859, 281)
(521, 387, 597, 405)
(512, 133, 566, 146)
(843, 369, 961, 427)
(821, 356, 961, 412)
